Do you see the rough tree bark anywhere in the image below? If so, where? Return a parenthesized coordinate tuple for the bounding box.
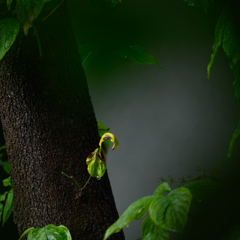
(0, 1, 124, 240)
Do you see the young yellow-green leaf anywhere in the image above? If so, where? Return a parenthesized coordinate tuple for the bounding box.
(2, 161, 10, 174)
(184, 181, 220, 205)
(104, 196, 154, 240)
(2, 188, 13, 226)
(225, 117, 240, 161)
(153, 182, 171, 196)
(16, 0, 53, 35)
(142, 217, 169, 240)
(20, 224, 72, 240)
(3, 176, 12, 187)
(149, 187, 192, 232)
(86, 148, 106, 179)
(0, 18, 20, 60)
(99, 132, 119, 150)
(117, 45, 161, 67)
(19, 227, 35, 240)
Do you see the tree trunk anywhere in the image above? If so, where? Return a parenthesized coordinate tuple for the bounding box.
(0, 1, 124, 240)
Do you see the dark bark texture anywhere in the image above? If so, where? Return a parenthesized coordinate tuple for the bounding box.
(0, 1, 124, 240)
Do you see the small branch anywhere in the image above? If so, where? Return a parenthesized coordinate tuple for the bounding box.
(41, 0, 65, 23)
(81, 175, 92, 191)
(61, 172, 82, 189)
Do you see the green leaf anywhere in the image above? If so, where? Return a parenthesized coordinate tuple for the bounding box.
(78, 44, 97, 69)
(0, 191, 9, 202)
(97, 120, 110, 135)
(20, 225, 72, 240)
(184, 181, 220, 205)
(2, 161, 10, 174)
(2, 188, 13, 226)
(225, 117, 240, 161)
(117, 45, 161, 67)
(86, 148, 106, 179)
(0, 203, 3, 221)
(0, 18, 20, 60)
(3, 176, 12, 187)
(153, 183, 171, 196)
(7, 0, 13, 10)
(19, 227, 36, 240)
(142, 217, 169, 240)
(0, 145, 6, 151)
(149, 187, 192, 232)
(91, 0, 121, 8)
(16, 0, 53, 35)
(104, 196, 154, 240)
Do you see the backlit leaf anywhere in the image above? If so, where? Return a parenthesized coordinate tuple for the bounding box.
(104, 196, 154, 240)
(153, 182, 171, 196)
(149, 187, 192, 232)
(117, 45, 161, 67)
(0, 191, 9, 202)
(2, 188, 13, 226)
(86, 148, 106, 179)
(0, 18, 20, 60)
(20, 224, 72, 240)
(142, 217, 169, 240)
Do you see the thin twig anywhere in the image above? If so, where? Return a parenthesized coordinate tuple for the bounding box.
(61, 172, 82, 189)
(41, 0, 65, 23)
(81, 175, 92, 191)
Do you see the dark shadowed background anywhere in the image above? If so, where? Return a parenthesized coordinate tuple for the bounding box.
(67, 0, 240, 239)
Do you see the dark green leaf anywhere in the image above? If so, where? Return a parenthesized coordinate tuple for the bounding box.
(104, 196, 154, 240)
(153, 183, 171, 196)
(184, 181, 220, 205)
(91, 0, 121, 8)
(2, 188, 13, 226)
(86, 148, 106, 179)
(78, 44, 97, 69)
(7, 0, 13, 10)
(0, 145, 6, 151)
(19, 227, 35, 240)
(3, 176, 12, 187)
(142, 217, 169, 240)
(16, 0, 53, 35)
(43, 0, 58, 12)
(2, 161, 10, 174)
(149, 187, 192, 232)
(225, 117, 240, 161)
(117, 45, 161, 67)
(0, 18, 20, 60)
(0, 203, 3, 221)
(97, 120, 110, 134)
(0, 191, 9, 202)
(182, 0, 214, 13)
(25, 224, 72, 240)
